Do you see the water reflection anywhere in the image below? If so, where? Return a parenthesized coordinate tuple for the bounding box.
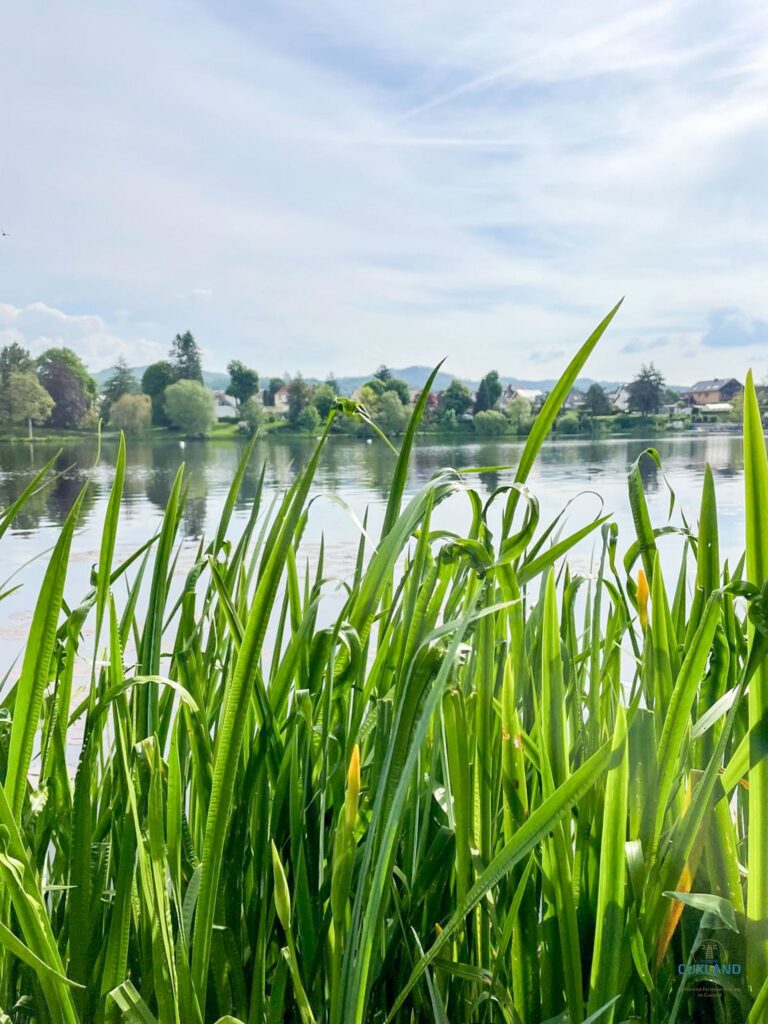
(0, 432, 748, 535)
(0, 443, 99, 534)
(0, 430, 750, 675)
(636, 452, 659, 493)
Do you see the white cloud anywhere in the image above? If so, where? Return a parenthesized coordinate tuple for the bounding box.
(0, 303, 165, 370)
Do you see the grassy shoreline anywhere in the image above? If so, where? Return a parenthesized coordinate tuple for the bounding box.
(0, 416, 743, 446)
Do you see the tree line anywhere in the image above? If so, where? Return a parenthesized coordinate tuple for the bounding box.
(0, 332, 260, 438)
(0, 326, 694, 442)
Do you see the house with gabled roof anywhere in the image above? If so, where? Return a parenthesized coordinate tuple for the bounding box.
(500, 385, 544, 412)
(682, 378, 743, 406)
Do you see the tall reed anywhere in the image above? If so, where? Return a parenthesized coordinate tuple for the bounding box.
(0, 302, 766, 1023)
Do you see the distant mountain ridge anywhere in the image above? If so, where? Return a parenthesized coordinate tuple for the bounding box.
(93, 363, 687, 396)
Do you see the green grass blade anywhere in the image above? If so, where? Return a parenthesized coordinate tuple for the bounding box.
(587, 704, 628, 1024)
(385, 737, 616, 1023)
(5, 485, 86, 818)
(504, 300, 622, 529)
(744, 368, 768, 992)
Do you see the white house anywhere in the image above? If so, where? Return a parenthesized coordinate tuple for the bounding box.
(500, 386, 544, 411)
(262, 386, 290, 414)
(214, 391, 238, 420)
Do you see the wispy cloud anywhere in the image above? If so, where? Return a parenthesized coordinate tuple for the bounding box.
(700, 307, 768, 348)
(621, 336, 670, 354)
(529, 348, 565, 364)
(0, 1, 767, 381)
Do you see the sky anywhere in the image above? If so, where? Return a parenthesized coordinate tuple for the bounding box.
(2, 1, 768, 383)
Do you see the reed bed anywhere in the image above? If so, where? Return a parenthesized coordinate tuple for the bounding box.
(0, 303, 767, 1023)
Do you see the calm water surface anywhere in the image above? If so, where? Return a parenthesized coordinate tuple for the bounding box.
(0, 432, 748, 677)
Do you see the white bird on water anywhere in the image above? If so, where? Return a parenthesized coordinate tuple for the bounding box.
(179, 440, 186, 449)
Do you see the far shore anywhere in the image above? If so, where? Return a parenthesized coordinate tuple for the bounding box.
(0, 419, 745, 447)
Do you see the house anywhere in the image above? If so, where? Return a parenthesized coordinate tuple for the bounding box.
(214, 391, 238, 421)
(262, 386, 290, 413)
(500, 386, 544, 412)
(609, 384, 631, 412)
(683, 378, 743, 406)
(563, 388, 584, 409)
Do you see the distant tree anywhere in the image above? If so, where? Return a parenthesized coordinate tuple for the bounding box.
(286, 375, 311, 425)
(440, 380, 473, 419)
(0, 342, 33, 383)
(326, 373, 339, 393)
(0, 370, 54, 437)
(265, 377, 285, 406)
(312, 382, 337, 421)
(297, 405, 320, 432)
(375, 391, 409, 435)
(628, 363, 665, 416)
(663, 386, 681, 406)
(142, 361, 175, 425)
(353, 384, 376, 409)
(363, 376, 409, 405)
(240, 397, 263, 437)
(374, 364, 392, 382)
(37, 347, 97, 399)
(584, 383, 612, 417)
(226, 360, 259, 409)
(383, 378, 410, 405)
(474, 371, 502, 413)
(102, 357, 139, 420)
(474, 410, 508, 435)
(109, 393, 152, 435)
(505, 396, 532, 433)
(169, 331, 203, 382)
(728, 391, 745, 423)
(556, 412, 581, 435)
(164, 380, 215, 436)
(363, 377, 385, 396)
(36, 348, 96, 428)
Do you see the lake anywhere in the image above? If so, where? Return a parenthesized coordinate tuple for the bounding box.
(0, 431, 749, 678)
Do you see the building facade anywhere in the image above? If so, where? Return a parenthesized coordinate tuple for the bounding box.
(683, 378, 743, 406)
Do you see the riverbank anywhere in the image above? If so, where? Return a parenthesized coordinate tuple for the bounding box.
(0, 413, 743, 445)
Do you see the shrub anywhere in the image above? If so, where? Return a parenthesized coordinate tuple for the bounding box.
(375, 391, 409, 435)
(473, 409, 508, 435)
(296, 405, 320, 432)
(163, 379, 216, 436)
(505, 396, 532, 434)
(312, 383, 336, 420)
(556, 411, 581, 434)
(108, 393, 152, 435)
(239, 397, 263, 437)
